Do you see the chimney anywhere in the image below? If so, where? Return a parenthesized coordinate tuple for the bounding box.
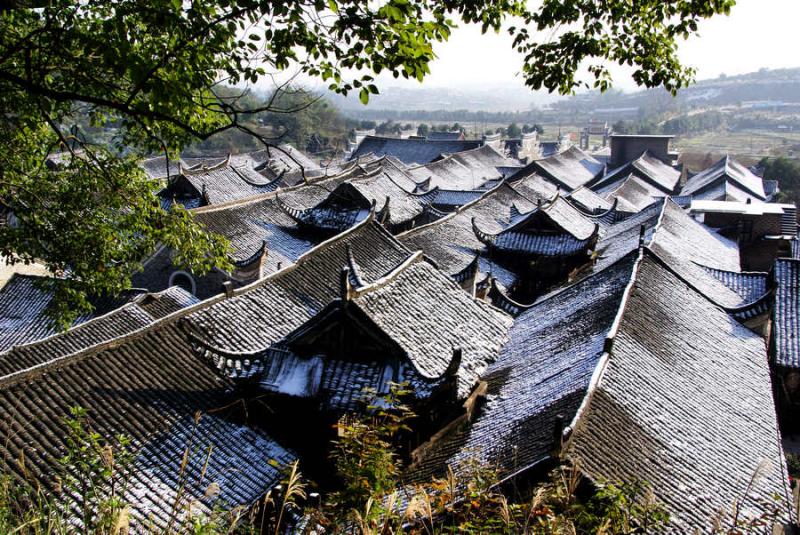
(222, 280, 234, 298)
(610, 135, 674, 167)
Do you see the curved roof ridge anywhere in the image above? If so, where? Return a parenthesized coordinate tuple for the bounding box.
(346, 245, 366, 288)
(349, 251, 425, 299)
(0, 214, 412, 388)
(230, 165, 281, 188)
(451, 254, 480, 282)
(724, 287, 774, 314)
(232, 240, 267, 269)
(487, 278, 535, 317)
(180, 154, 231, 175)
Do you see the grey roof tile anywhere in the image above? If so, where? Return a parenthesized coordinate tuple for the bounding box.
(528, 146, 605, 191)
(128, 414, 295, 530)
(0, 275, 146, 353)
(408, 253, 636, 481)
(681, 155, 767, 200)
(566, 253, 788, 531)
(649, 200, 747, 307)
(350, 136, 482, 165)
(773, 258, 800, 368)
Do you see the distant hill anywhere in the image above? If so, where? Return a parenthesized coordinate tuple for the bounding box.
(551, 68, 800, 115)
(333, 67, 800, 117)
(329, 84, 562, 113)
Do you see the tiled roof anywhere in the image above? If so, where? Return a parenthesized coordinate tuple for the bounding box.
(430, 189, 485, 210)
(528, 146, 605, 191)
(518, 195, 598, 240)
(350, 136, 482, 165)
(591, 200, 664, 274)
(773, 258, 800, 368)
(408, 253, 637, 481)
(180, 159, 281, 205)
(0, 275, 146, 353)
(399, 183, 537, 280)
(134, 286, 200, 320)
(0, 318, 245, 529)
(0, 286, 198, 379)
(136, 169, 381, 299)
(508, 172, 559, 202)
(681, 155, 767, 200)
(426, 131, 464, 141)
(473, 195, 599, 257)
(591, 151, 680, 194)
(566, 186, 613, 213)
(407, 145, 516, 190)
(351, 258, 512, 398)
(566, 253, 788, 531)
(699, 265, 769, 304)
(140, 155, 181, 180)
(488, 231, 595, 257)
(649, 200, 747, 307)
(127, 414, 295, 529)
(184, 217, 413, 355)
(791, 239, 800, 259)
(596, 173, 668, 213)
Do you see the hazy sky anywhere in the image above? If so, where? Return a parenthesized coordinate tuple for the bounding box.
(366, 0, 800, 91)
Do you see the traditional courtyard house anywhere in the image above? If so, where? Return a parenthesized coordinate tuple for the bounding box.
(278, 167, 440, 234)
(472, 194, 600, 301)
(135, 161, 388, 298)
(0, 215, 508, 530)
(681, 155, 769, 203)
(408, 248, 790, 533)
(182, 215, 511, 474)
(770, 258, 800, 432)
(349, 135, 482, 165)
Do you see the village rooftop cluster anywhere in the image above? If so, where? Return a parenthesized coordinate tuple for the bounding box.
(0, 128, 798, 532)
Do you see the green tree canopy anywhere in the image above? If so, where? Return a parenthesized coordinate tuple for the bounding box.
(0, 0, 735, 323)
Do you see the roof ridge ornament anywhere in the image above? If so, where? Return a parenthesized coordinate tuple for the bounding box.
(346, 245, 366, 288)
(445, 347, 462, 378)
(340, 266, 352, 302)
(377, 196, 391, 225)
(232, 240, 268, 269)
(472, 217, 496, 245)
(487, 278, 535, 317)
